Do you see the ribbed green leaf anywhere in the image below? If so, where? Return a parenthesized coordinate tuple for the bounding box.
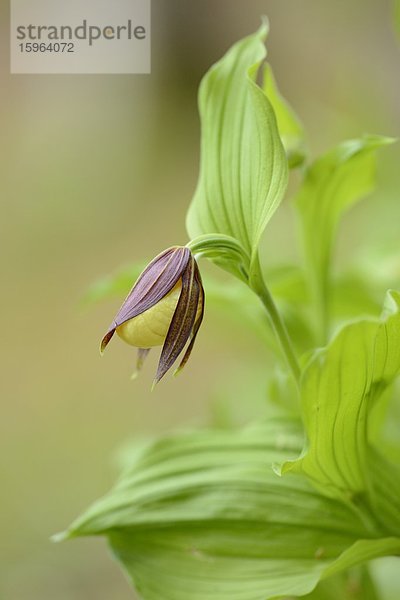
(60, 419, 400, 600)
(187, 234, 251, 282)
(262, 63, 306, 168)
(186, 22, 288, 267)
(282, 290, 400, 534)
(295, 135, 394, 343)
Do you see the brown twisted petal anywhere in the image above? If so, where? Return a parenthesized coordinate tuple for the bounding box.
(100, 246, 190, 353)
(174, 261, 205, 376)
(155, 255, 201, 384)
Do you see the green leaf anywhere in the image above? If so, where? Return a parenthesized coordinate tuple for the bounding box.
(60, 419, 400, 600)
(302, 566, 380, 600)
(329, 272, 381, 320)
(187, 234, 251, 282)
(186, 21, 288, 269)
(295, 135, 394, 343)
(267, 266, 381, 350)
(282, 290, 400, 534)
(262, 63, 306, 168)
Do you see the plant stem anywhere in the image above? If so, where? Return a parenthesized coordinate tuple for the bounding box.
(250, 256, 301, 386)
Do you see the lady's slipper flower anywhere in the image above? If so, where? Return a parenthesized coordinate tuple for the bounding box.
(101, 246, 204, 384)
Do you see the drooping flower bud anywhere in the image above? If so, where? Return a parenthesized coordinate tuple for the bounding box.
(101, 246, 204, 384)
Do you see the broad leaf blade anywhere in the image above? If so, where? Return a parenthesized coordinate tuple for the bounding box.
(61, 420, 399, 600)
(295, 135, 394, 343)
(186, 22, 288, 266)
(282, 291, 400, 532)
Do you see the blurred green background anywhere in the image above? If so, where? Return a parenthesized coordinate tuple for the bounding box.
(1, 1, 399, 598)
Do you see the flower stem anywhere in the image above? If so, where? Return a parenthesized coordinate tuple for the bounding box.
(250, 256, 301, 386)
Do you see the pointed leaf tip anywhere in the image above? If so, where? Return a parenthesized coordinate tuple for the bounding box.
(186, 22, 288, 268)
(51, 531, 69, 543)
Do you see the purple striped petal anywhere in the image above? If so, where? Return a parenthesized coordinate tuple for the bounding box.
(101, 247, 190, 353)
(154, 255, 200, 384)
